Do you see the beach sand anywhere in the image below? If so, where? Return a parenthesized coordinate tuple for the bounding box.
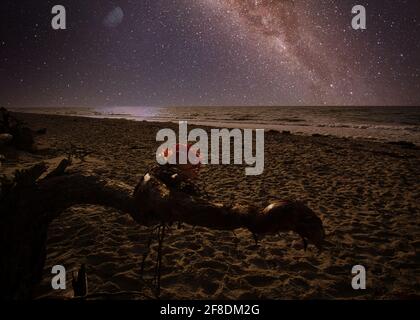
(2, 112, 419, 299)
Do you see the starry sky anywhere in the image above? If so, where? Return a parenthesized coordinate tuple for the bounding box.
(1, 0, 419, 107)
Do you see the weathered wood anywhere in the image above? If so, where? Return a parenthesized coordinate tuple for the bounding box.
(0, 108, 36, 151)
(0, 164, 324, 299)
(0, 168, 137, 299)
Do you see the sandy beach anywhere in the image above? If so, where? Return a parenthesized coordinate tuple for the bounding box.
(2, 112, 419, 300)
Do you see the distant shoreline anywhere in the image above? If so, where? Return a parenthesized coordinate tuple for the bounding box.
(10, 106, 420, 145)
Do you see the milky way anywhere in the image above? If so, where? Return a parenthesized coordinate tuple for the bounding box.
(195, 0, 409, 105)
(199, 0, 340, 102)
(1, 0, 419, 107)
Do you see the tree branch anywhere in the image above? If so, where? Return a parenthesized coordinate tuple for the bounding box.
(0, 165, 325, 299)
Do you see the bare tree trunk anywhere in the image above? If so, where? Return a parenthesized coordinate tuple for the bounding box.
(0, 171, 245, 299)
(0, 172, 132, 299)
(0, 166, 324, 299)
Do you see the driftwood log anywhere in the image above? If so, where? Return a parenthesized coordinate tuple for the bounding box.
(0, 107, 47, 152)
(0, 163, 325, 300)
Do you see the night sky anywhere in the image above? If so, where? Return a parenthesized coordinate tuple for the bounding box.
(1, 0, 420, 107)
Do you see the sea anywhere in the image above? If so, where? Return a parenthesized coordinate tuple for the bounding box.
(11, 106, 420, 145)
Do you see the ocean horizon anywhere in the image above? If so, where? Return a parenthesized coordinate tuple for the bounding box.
(11, 106, 420, 144)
